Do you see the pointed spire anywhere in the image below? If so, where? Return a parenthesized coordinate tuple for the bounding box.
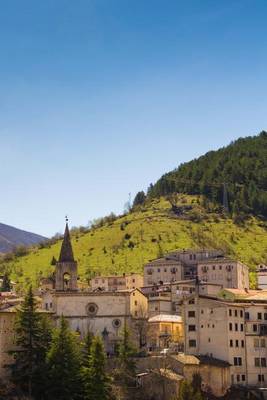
(58, 221, 75, 263)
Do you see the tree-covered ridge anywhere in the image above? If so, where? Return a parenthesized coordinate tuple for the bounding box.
(149, 131, 267, 217)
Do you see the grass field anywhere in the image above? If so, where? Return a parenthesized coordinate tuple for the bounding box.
(2, 196, 267, 289)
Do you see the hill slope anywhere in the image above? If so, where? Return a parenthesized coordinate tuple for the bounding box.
(149, 131, 267, 217)
(0, 222, 46, 253)
(1, 197, 267, 289)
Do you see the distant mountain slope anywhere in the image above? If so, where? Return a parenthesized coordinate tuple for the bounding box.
(2, 197, 267, 289)
(149, 131, 267, 217)
(0, 222, 47, 253)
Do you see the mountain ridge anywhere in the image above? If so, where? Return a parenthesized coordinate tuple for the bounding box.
(0, 222, 47, 253)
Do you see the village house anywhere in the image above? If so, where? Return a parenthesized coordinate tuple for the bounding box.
(90, 273, 143, 292)
(147, 314, 183, 351)
(183, 288, 267, 388)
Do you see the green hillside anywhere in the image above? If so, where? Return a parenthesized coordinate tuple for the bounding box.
(1, 196, 267, 290)
(149, 131, 267, 218)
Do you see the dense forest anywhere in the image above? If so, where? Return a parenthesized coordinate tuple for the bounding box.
(146, 131, 267, 218)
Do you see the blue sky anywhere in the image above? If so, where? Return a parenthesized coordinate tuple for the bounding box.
(0, 0, 267, 237)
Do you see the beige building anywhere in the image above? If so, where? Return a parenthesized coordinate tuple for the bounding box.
(183, 289, 267, 388)
(90, 273, 143, 292)
(168, 354, 230, 397)
(197, 258, 249, 290)
(147, 314, 183, 350)
(144, 258, 183, 286)
(143, 249, 248, 288)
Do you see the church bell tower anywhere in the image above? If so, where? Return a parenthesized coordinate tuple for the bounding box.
(55, 220, 78, 291)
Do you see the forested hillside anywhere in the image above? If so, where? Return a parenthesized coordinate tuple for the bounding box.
(148, 131, 267, 218)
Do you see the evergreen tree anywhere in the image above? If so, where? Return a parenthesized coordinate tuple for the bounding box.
(1, 271, 11, 292)
(133, 191, 146, 207)
(46, 316, 83, 400)
(82, 330, 94, 366)
(82, 336, 111, 400)
(178, 380, 194, 400)
(118, 325, 136, 386)
(10, 286, 43, 397)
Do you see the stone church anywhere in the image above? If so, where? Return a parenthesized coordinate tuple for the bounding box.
(42, 223, 148, 353)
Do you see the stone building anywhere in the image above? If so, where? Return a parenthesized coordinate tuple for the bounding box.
(43, 223, 148, 353)
(144, 249, 249, 291)
(90, 273, 143, 292)
(183, 288, 267, 388)
(147, 314, 183, 351)
(197, 258, 249, 290)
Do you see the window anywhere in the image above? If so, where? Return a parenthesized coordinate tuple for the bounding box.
(245, 312, 250, 320)
(261, 358, 266, 367)
(45, 303, 48, 310)
(261, 339, 266, 347)
(236, 374, 240, 382)
(213, 266, 215, 270)
(242, 375, 246, 382)
(235, 323, 238, 331)
(255, 358, 260, 367)
(253, 324, 258, 333)
(241, 340, 244, 348)
(240, 310, 243, 318)
(229, 323, 233, 331)
(188, 311, 195, 318)
(157, 268, 161, 273)
(112, 319, 121, 328)
(188, 325, 196, 332)
(260, 325, 267, 335)
(229, 309, 232, 317)
(240, 323, 244, 332)
(189, 340, 196, 347)
(258, 374, 265, 382)
(164, 268, 167, 272)
(258, 313, 262, 320)
(264, 313, 267, 321)
(235, 310, 238, 317)
(230, 339, 233, 347)
(254, 339, 260, 348)
(189, 299, 195, 305)
(235, 340, 239, 347)
(219, 265, 222, 270)
(234, 357, 242, 366)
(134, 300, 138, 306)
(201, 309, 204, 314)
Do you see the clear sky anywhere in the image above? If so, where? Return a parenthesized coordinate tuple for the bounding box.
(1, 0, 267, 237)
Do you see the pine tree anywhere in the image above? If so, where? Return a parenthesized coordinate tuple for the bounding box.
(82, 330, 94, 366)
(82, 336, 111, 400)
(1, 271, 11, 292)
(10, 286, 43, 397)
(46, 316, 83, 400)
(118, 325, 136, 386)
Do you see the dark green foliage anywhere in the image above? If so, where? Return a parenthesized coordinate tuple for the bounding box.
(149, 131, 267, 217)
(133, 191, 146, 207)
(82, 336, 111, 400)
(10, 286, 51, 398)
(50, 256, 57, 266)
(1, 271, 11, 291)
(82, 330, 94, 366)
(124, 233, 131, 240)
(118, 326, 137, 386)
(46, 316, 83, 400)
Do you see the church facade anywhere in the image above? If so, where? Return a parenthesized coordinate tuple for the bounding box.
(43, 223, 148, 353)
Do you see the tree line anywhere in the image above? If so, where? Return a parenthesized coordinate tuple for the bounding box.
(133, 131, 267, 219)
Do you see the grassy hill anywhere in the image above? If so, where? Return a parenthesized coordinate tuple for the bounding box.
(1, 196, 267, 290)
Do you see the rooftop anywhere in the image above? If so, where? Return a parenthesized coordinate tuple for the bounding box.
(170, 353, 231, 368)
(148, 314, 182, 323)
